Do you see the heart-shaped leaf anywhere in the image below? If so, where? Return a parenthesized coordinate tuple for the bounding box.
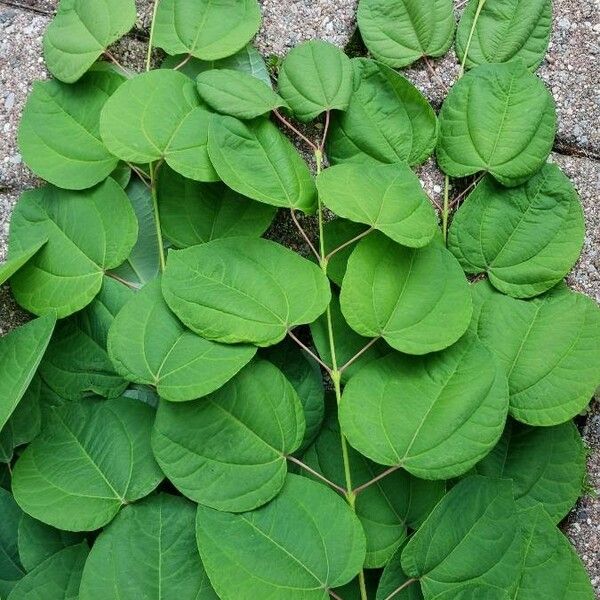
(448, 164, 585, 298)
(108, 279, 256, 402)
(328, 59, 437, 166)
(317, 163, 437, 247)
(357, 0, 455, 67)
(163, 237, 331, 347)
(340, 233, 472, 354)
(79, 494, 217, 600)
(152, 360, 305, 511)
(208, 114, 317, 213)
(456, 0, 552, 71)
(437, 61, 556, 187)
(8, 180, 137, 318)
(277, 40, 353, 122)
(196, 474, 366, 599)
(12, 397, 163, 531)
(340, 335, 509, 479)
(43, 0, 136, 83)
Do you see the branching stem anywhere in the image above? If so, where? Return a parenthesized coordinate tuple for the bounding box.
(286, 455, 346, 495)
(459, 0, 487, 77)
(290, 209, 321, 261)
(383, 578, 418, 600)
(423, 56, 448, 92)
(352, 465, 402, 496)
(105, 271, 141, 290)
(288, 329, 332, 375)
(339, 337, 380, 375)
(325, 227, 373, 262)
(273, 109, 319, 153)
(329, 589, 344, 600)
(103, 50, 132, 76)
(146, 0, 161, 72)
(149, 161, 166, 272)
(173, 54, 193, 71)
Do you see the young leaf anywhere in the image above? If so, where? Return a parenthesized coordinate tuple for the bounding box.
(0, 489, 25, 592)
(475, 285, 600, 425)
(340, 335, 509, 479)
(437, 61, 556, 187)
(277, 40, 353, 122)
(448, 164, 585, 298)
(456, 0, 552, 71)
(197, 69, 287, 119)
(196, 474, 366, 599)
(0, 241, 46, 286)
(475, 420, 586, 524)
(8, 180, 137, 318)
(357, 0, 455, 67)
(7, 543, 88, 600)
(208, 114, 317, 213)
(316, 163, 437, 247)
(43, 0, 136, 83)
(340, 233, 472, 354)
(158, 167, 276, 248)
(401, 476, 524, 596)
(18, 66, 124, 190)
(100, 70, 217, 182)
(152, 360, 305, 512)
(79, 494, 217, 600)
(162, 237, 331, 346)
(154, 0, 261, 61)
(327, 59, 437, 166)
(108, 279, 256, 402)
(12, 397, 163, 531)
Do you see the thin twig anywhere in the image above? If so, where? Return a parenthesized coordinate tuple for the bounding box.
(287, 329, 332, 375)
(320, 110, 331, 151)
(273, 109, 319, 152)
(105, 271, 141, 290)
(290, 210, 320, 261)
(103, 50, 133, 76)
(127, 163, 151, 187)
(423, 56, 448, 93)
(384, 578, 418, 600)
(455, 0, 469, 10)
(449, 173, 484, 208)
(329, 590, 344, 600)
(173, 54, 192, 71)
(286, 455, 347, 495)
(353, 465, 402, 495)
(339, 336, 380, 374)
(145, 0, 160, 72)
(325, 227, 373, 262)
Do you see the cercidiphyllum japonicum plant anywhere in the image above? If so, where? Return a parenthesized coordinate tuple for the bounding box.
(0, 0, 599, 598)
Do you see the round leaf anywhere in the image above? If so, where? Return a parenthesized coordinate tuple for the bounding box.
(8, 180, 137, 318)
(108, 279, 256, 402)
(79, 494, 217, 600)
(340, 335, 509, 479)
(277, 40, 353, 122)
(195, 474, 366, 599)
(162, 237, 331, 347)
(448, 164, 585, 298)
(437, 61, 556, 187)
(152, 360, 305, 512)
(328, 59, 437, 166)
(340, 233, 472, 354)
(317, 163, 437, 247)
(12, 397, 163, 531)
(357, 0, 455, 67)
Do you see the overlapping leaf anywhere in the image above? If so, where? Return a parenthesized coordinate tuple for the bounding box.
(321, 220, 369, 287)
(0, 489, 25, 595)
(0, 241, 46, 286)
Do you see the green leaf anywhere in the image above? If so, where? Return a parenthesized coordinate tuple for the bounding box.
(18, 515, 84, 572)
(448, 164, 584, 299)
(317, 163, 437, 247)
(0, 489, 25, 590)
(512, 506, 594, 599)
(437, 61, 556, 187)
(43, 0, 136, 83)
(0, 316, 55, 433)
(100, 70, 218, 182)
(277, 40, 353, 122)
(196, 474, 366, 599)
(340, 335, 509, 479)
(475, 420, 586, 524)
(18, 66, 124, 190)
(8, 180, 137, 318)
(432, 586, 510, 600)
(7, 543, 88, 600)
(38, 278, 131, 401)
(163, 237, 331, 346)
(79, 494, 217, 600)
(303, 409, 445, 567)
(208, 114, 317, 213)
(263, 339, 325, 450)
(376, 547, 423, 600)
(154, 0, 261, 60)
(474, 285, 600, 425)
(357, 0, 456, 67)
(327, 59, 437, 166)
(197, 69, 287, 119)
(0, 241, 46, 286)
(152, 360, 305, 512)
(12, 397, 163, 531)
(108, 278, 256, 402)
(401, 476, 524, 596)
(110, 162, 131, 188)
(456, 0, 552, 71)
(340, 233, 472, 354)
(158, 167, 276, 248)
